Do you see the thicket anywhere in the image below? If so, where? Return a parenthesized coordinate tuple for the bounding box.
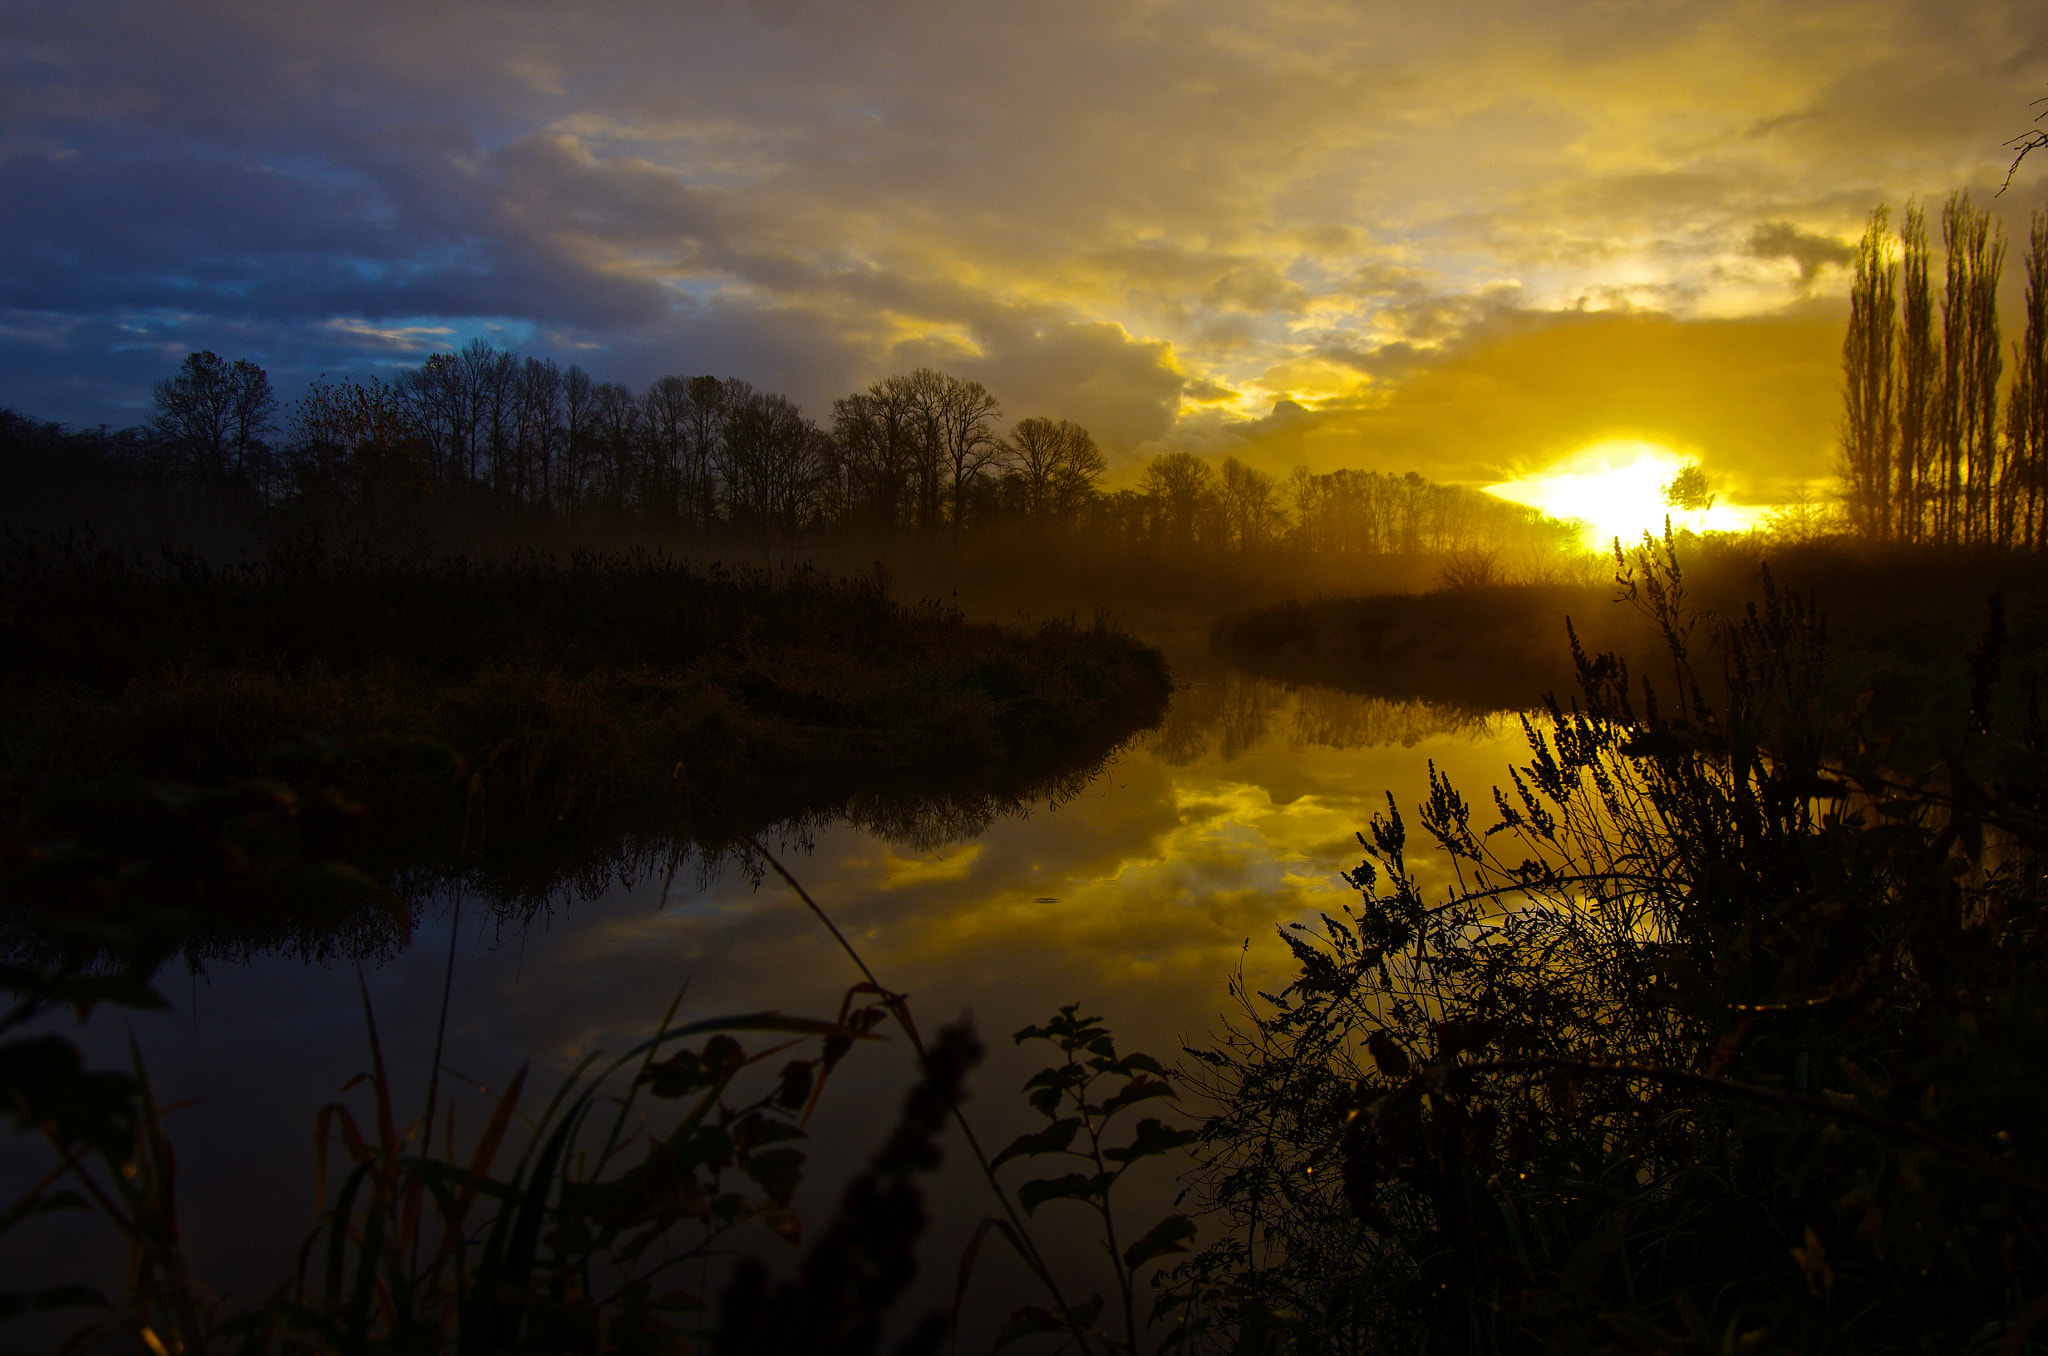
(1169, 531, 2048, 1352)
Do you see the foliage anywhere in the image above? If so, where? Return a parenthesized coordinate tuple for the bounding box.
(983, 1005, 1198, 1355)
(1660, 464, 1715, 515)
(1172, 528, 2048, 1352)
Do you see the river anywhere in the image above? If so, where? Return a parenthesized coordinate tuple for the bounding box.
(4, 659, 1537, 1350)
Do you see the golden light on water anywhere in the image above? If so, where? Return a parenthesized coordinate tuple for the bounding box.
(1484, 439, 1763, 550)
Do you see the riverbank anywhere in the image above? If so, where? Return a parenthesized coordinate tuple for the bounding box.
(1, 543, 1174, 934)
(1210, 537, 2048, 756)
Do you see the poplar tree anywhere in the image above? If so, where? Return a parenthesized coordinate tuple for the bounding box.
(1896, 202, 1937, 542)
(1938, 191, 2004, 543)
(2010, 211, 2048, 548)
(1840, 207, 1896, 537)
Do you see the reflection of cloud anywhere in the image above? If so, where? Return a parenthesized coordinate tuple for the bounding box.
(861, 842, 985, 889)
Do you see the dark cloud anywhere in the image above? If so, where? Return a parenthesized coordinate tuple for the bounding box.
(1747, 221, 1855, 282)
(0, 0, 2038, 483)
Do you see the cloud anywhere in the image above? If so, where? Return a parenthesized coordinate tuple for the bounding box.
(0, 0, 2038, 489)
(1747, 221, 1856, 282)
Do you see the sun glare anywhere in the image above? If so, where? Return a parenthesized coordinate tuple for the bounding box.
(1484, 440, 1759, 549)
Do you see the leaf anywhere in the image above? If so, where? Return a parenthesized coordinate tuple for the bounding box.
(1106, 1117, 1196, 1164)
(741, 1147, 804, 1207)
(1100, 1076, 1173, 1118)
(1017, 1172, 1106, 1214)
(0, 1188, 89, 1237)
(991, 1117, 1083, 1170)
(1022, 1065, 1083, 1116)
(1122, 1213, 1198, 1268)
(994, 1297, 1104, 1351)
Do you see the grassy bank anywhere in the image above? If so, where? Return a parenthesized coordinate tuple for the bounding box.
(1, 540, 1172, 928)
(1211, 535, 2048, 743)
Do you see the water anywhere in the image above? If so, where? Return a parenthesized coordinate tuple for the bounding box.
(3, 669, 1532, 1348)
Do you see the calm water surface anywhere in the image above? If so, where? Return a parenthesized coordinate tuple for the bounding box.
(10, 668, 1535, 1343)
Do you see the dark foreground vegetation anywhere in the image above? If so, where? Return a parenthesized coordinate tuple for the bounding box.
(1172, 536, 2048, 1353)
(10, 528, 2048, 1353)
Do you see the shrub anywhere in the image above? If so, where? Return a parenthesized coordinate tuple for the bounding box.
(1172, 531, 2048, 1353)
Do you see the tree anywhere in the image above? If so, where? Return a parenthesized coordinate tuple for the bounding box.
(1661, 462, 1715, 514)
(286, 375, 435, 556)
(895, 369, 1004, 533)
(1142, 450, 1217, 549)
(150, 351, 277, 490)
(1936, 191, 2004, 543)
(1005, 417, 1105, 522)
(590, 381, 643, 515)
(1839, 208, 1896, 538)
(561, 364, 596, 517)
(1217, 456, 1284, 551)
(833, 386, 919, 537)
(2010, 211, 2048, 548)
(1896, 201, 1937, 542)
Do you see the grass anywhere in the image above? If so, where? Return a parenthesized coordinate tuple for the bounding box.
(0, 539, 1172, 941)
(1210, 533, 2048, 754)
(1170, 533, 2048, 1353)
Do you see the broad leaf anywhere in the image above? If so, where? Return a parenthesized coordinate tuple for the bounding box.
(1122, 1213, 1198, 1268)
(1100, 1076, 1173, 1118)
(991, 1117, 1083, 1170)
(1106, 1117, 1196, 1164)
(1018, 1171, 1109, 1214)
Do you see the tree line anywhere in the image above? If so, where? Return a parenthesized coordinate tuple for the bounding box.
(1839, 190, 2048, 547)
(22, 341, 1570, 560)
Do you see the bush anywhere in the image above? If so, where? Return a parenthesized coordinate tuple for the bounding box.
(1172, 531, 2048, 1353)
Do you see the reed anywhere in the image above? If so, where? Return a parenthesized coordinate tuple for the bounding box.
(1169, 529, 2048, 1353)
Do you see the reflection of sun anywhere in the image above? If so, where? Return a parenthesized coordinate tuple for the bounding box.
(1484, 439, 1759, 549)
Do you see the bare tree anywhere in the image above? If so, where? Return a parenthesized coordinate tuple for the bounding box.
(1218, 455, 1283, 551)
(1840, 207, 1897, 538)
(1896, 202, 1937, 542)
(1142, 450, 1216, 549)
(150, 350, 277, 490)
(590, 381, 643, 516)
(833, 384, 922, 536)
(561, 364, 595, 517)
(2009, 211, 2048, 549)
(1005, 416, 1104, 522)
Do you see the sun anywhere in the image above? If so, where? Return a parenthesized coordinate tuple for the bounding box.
(1483, 440, 1755, 549)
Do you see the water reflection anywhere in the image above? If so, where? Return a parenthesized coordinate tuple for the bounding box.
(3, 673, 1535, 1346)
(1156, 674, 1500, 765)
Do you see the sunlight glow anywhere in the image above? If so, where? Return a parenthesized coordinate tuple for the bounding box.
(1483, 439, 1762, 549)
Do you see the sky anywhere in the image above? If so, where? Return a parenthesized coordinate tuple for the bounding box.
(5, 0, 2048, 501)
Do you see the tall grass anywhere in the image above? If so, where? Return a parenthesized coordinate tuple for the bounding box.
(1168, 530, 2048, 1352)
